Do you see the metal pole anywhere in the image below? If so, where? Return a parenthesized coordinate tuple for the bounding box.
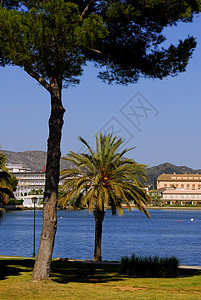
(33, 200, 36, 258)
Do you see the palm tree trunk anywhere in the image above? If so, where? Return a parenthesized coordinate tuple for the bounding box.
(93, 209, 105, 261)
(32, 78, 65, 280)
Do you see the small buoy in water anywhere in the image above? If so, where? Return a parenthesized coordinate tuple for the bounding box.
(60, 217, 63, 219)
(191, 218, 194, 222)
(178, 220, 180, 222)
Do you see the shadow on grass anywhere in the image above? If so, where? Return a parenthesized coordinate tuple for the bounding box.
(50, 261, 201, 284)
(50, 261, 123, 284)
(0, 258, 201, 284)
(0, 258, 34, 280)
(0, 258, 122, 284)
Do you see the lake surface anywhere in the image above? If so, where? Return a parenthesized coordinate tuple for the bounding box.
(0, 209, 201, 266)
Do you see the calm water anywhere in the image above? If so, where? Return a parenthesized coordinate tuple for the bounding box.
(0, 209, 201, 266)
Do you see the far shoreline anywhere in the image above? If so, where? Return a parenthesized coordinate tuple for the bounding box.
(145, 206, 201, 210)
(2, 205, 201, 211)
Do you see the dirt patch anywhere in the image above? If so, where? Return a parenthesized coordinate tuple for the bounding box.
(116, 285, 147, 291)
(88, 278, 107, 282)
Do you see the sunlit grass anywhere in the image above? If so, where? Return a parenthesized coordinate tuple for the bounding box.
(0, 257, 201, 299)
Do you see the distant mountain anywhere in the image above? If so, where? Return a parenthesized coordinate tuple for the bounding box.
(2, 151, 201, 188)
(2, 150, 75, 171)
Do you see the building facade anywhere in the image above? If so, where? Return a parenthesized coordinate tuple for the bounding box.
(22, 195, 44, 208)
(162, 189, 201, 206)
(6, 163, 31, 173)
(157, 173, 201, 190)
(7, 164, 64, 207)
(156, 173, 201, 206)
(13, 171, 46, 198)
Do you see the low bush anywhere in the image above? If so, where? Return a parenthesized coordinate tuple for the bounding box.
(8, 199, 23, 205)
(119, 254, 179, 278)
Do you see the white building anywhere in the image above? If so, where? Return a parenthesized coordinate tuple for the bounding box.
(6, 163, 31, 173)
(22, 195, 43, 208)
(7, 163, 65, 207)
(12, 171, 46, 198)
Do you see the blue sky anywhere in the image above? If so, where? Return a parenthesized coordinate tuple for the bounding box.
(0, 15, 201, 169)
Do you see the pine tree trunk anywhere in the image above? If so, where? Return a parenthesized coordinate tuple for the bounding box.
(93, 209, 105, 262)
(32, 78, 65, 280)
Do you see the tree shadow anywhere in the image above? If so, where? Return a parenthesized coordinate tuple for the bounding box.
(50, 261, 201, 284)
(0, 258, 34, 280)
(0, 258, 123, 284)
(0, 258, 200, 284)
(50, 260, 123, 284)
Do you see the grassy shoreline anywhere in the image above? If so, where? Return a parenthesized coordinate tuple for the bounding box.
(0, 257, 201, 299)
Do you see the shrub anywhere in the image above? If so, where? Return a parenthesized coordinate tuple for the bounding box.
(8, 199, 24, 205)
(119, 254, 179, 278)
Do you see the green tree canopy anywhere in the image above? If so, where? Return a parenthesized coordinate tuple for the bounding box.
(0, 0, 200, 279)
(1, 1, 200, 83)
(59, 134, 150, 261)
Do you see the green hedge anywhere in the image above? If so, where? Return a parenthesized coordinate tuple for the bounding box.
(119, 254, 179, 278)
(8, 199, 24, 205)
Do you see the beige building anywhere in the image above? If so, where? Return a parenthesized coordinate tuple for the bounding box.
(157, 173, 201, 190)
(156, 173, 201, 206)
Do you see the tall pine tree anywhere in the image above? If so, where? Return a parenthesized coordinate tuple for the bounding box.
(0, 0, 200, 280)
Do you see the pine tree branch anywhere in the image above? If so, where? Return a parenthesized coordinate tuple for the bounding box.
(87, 47, 104, 55)
(25, 67, 51, 92)
(81, 0, 96, 19)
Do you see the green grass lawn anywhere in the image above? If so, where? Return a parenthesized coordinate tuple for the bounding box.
(0, 257, 201, 299)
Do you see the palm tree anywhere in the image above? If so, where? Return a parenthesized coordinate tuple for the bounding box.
(0, 152, 13, 208)
(59, 134, 150, 261)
